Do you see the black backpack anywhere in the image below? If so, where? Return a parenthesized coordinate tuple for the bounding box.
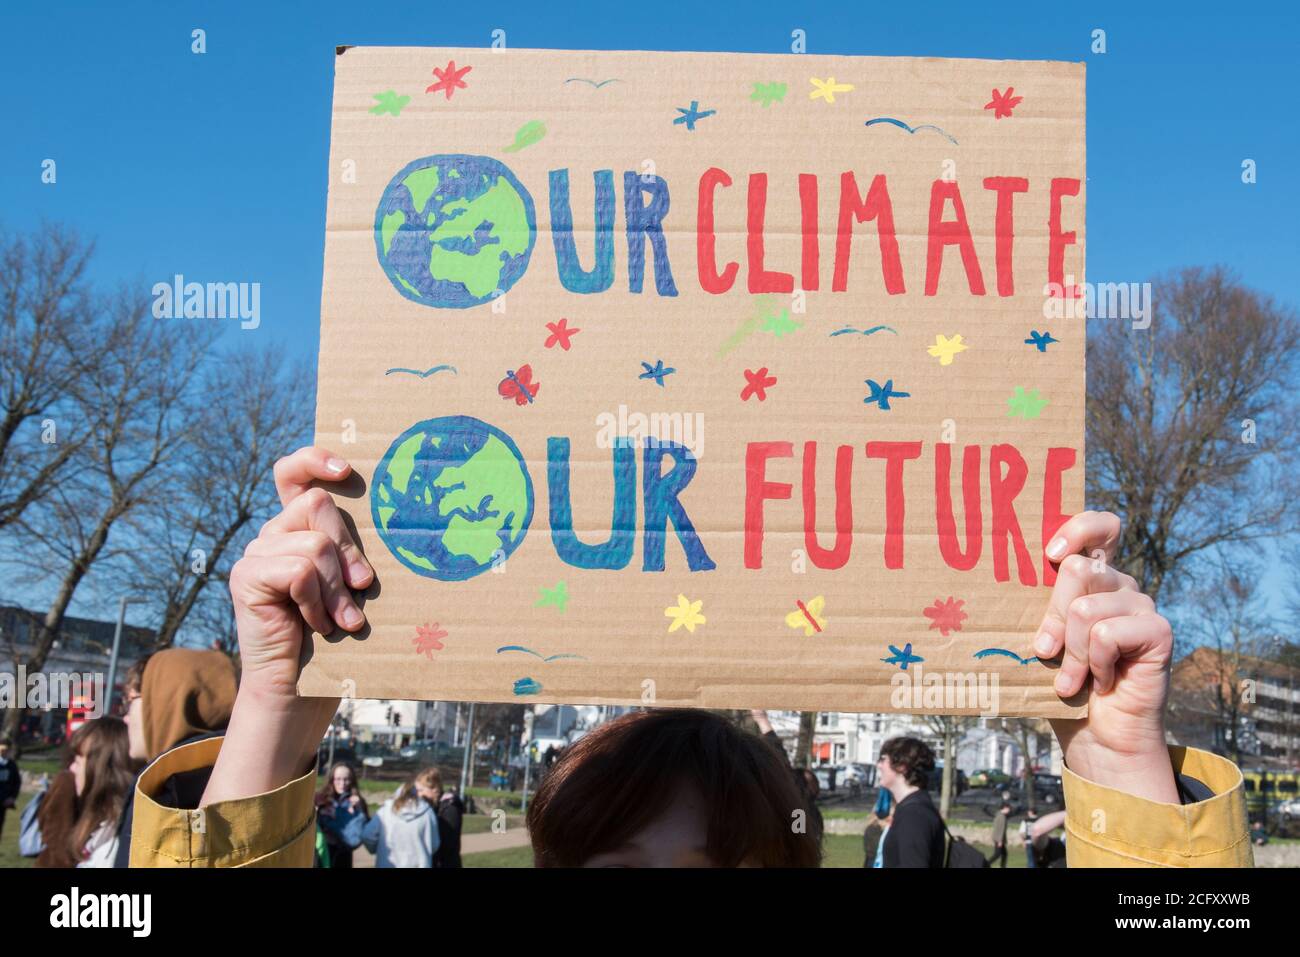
(942, 821, 990, 868)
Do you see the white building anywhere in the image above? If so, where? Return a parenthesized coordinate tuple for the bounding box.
(767, 710, 1061, 776)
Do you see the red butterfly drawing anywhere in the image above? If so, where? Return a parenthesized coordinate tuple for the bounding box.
(498, 364, 540, 405)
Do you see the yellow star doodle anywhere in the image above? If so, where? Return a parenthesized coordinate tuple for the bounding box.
(664, 594, 707, 634)
(927, 333, 970, 366)
(809, 77, 854, 103)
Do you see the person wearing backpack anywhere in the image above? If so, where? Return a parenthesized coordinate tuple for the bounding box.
(989, 801, 1012, 867)
(0, 736, 20, 840)
(876, 737, 945, 868)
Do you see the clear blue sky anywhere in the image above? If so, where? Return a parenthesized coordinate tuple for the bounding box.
(2, 0, 1296, 621)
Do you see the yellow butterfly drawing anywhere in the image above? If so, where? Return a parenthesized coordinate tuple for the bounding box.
(785, 596, 827, 636)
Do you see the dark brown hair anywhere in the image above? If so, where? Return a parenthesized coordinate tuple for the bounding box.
(68, 718, 134, 860)
(316, 761, 368, 816)
(527, 709, 821, 867)
(879, 736, 935, 789)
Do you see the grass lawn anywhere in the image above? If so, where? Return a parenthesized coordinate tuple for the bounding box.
(0, 792, 39, 869)
(460, 814, 524, 835)
(462, 845, 534, 868)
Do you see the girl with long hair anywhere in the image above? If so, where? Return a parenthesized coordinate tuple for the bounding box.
(314, 761, 369, 868)
(68, 718, 135, 867)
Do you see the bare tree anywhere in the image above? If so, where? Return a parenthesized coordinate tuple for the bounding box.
(997, 717, 1051, 812)
(794, 711, 818, 768)
(0, 226, 96, 529)
(921, 714, 974, 819)
(1087, 267, 1300, 599)
(1, 290, 217, 746)
(1172, 558, 1273, 764)
(116, 347, 313, 649)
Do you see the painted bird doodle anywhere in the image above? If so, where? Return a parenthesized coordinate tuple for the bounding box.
(498, 365, 539, 405)
(786, 596, 827, 636)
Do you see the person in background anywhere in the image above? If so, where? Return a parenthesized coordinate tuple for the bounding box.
(876, 736, 945, 868)
(0, 737, 20, 840)
(1029, 810, 1068, 867)
(863, 784, 893, 867)
(362, 768, 441, 867)
(68, 718, 135, 867)
(1021, 809, 1039, 868)
(34, 757, 80, 868)
(872, 811, 893, 868)
(315, 761, 369, 868)
(750, 708, 825, 851)
(989, 801, 1012, 867)
(113, 647, 237, 867)
(431, 772, 464, 868)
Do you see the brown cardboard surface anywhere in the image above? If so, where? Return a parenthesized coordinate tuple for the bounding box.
(306, 47, 1086, 717)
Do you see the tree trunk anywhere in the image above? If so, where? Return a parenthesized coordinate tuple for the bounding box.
(795, 712, 818, 767)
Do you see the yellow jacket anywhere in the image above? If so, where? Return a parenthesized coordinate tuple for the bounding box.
(129, 738, 1253, 867)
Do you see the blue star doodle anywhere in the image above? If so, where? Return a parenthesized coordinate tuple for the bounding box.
(673, 100, 716, 131)
(881, 643, 924, 670)
(863, 378, 910, 410)
(1024, 330, 1059, 352)
(639, 359, 676, 387)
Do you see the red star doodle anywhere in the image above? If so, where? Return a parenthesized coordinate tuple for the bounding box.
(984, 87, 1023, 119)
(544, 317, 581, 351)
(923, 597, 968, 637)
(426, 61, 472, 100)
(741, 367, 777, 402)
(413, 623, 448, 658)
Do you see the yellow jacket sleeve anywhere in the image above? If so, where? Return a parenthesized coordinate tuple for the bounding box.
(1062, 746, 1253, 867)
(129, 736, 317, 868)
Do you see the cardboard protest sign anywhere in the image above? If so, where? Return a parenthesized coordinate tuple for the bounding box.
(304, 47, 1086, 717)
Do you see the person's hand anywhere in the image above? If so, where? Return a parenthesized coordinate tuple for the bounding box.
(347, 793, 361, 809)
(1038, 511, 1180, 804)
(749, 709, 773, 735)
(201, 447, 374, 807)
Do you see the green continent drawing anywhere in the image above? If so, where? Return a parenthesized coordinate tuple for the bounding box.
(375, 154, 537, 308)
(372, 416, 534, 580)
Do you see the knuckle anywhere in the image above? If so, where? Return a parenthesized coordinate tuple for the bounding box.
(1060, 553, 1090, 579)
(1068, 597, 1093, 623)
(300, 486, 332, 514)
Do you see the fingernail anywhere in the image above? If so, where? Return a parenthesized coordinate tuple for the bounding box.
(1034, 633, 1054, 657)
(349, 561, 371, 584)
(1045, 536, 1068, 560)
(343, 606, 364, 629)
(325, 457, 348, 474)
(1053, 673, 1072, 695)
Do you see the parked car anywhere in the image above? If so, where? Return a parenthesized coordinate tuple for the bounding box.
(1031, 773, 1063, 806)
(925, 765, 968, 797)
(840, 763, 875, 788)
(812, 766, 840, 792)
(968, 768, 1013, 789)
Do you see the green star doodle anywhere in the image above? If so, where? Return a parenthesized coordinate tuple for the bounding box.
(1006, 386, 1049, 419)
(536, 581, 569, 612)
(763, 309, 803, 339)
(750, 82, 788, 107)
(370, 90, 411, 117)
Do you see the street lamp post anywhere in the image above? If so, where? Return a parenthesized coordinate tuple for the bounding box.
(458, 701, 476, 797)
(105, 597, 130, 714)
